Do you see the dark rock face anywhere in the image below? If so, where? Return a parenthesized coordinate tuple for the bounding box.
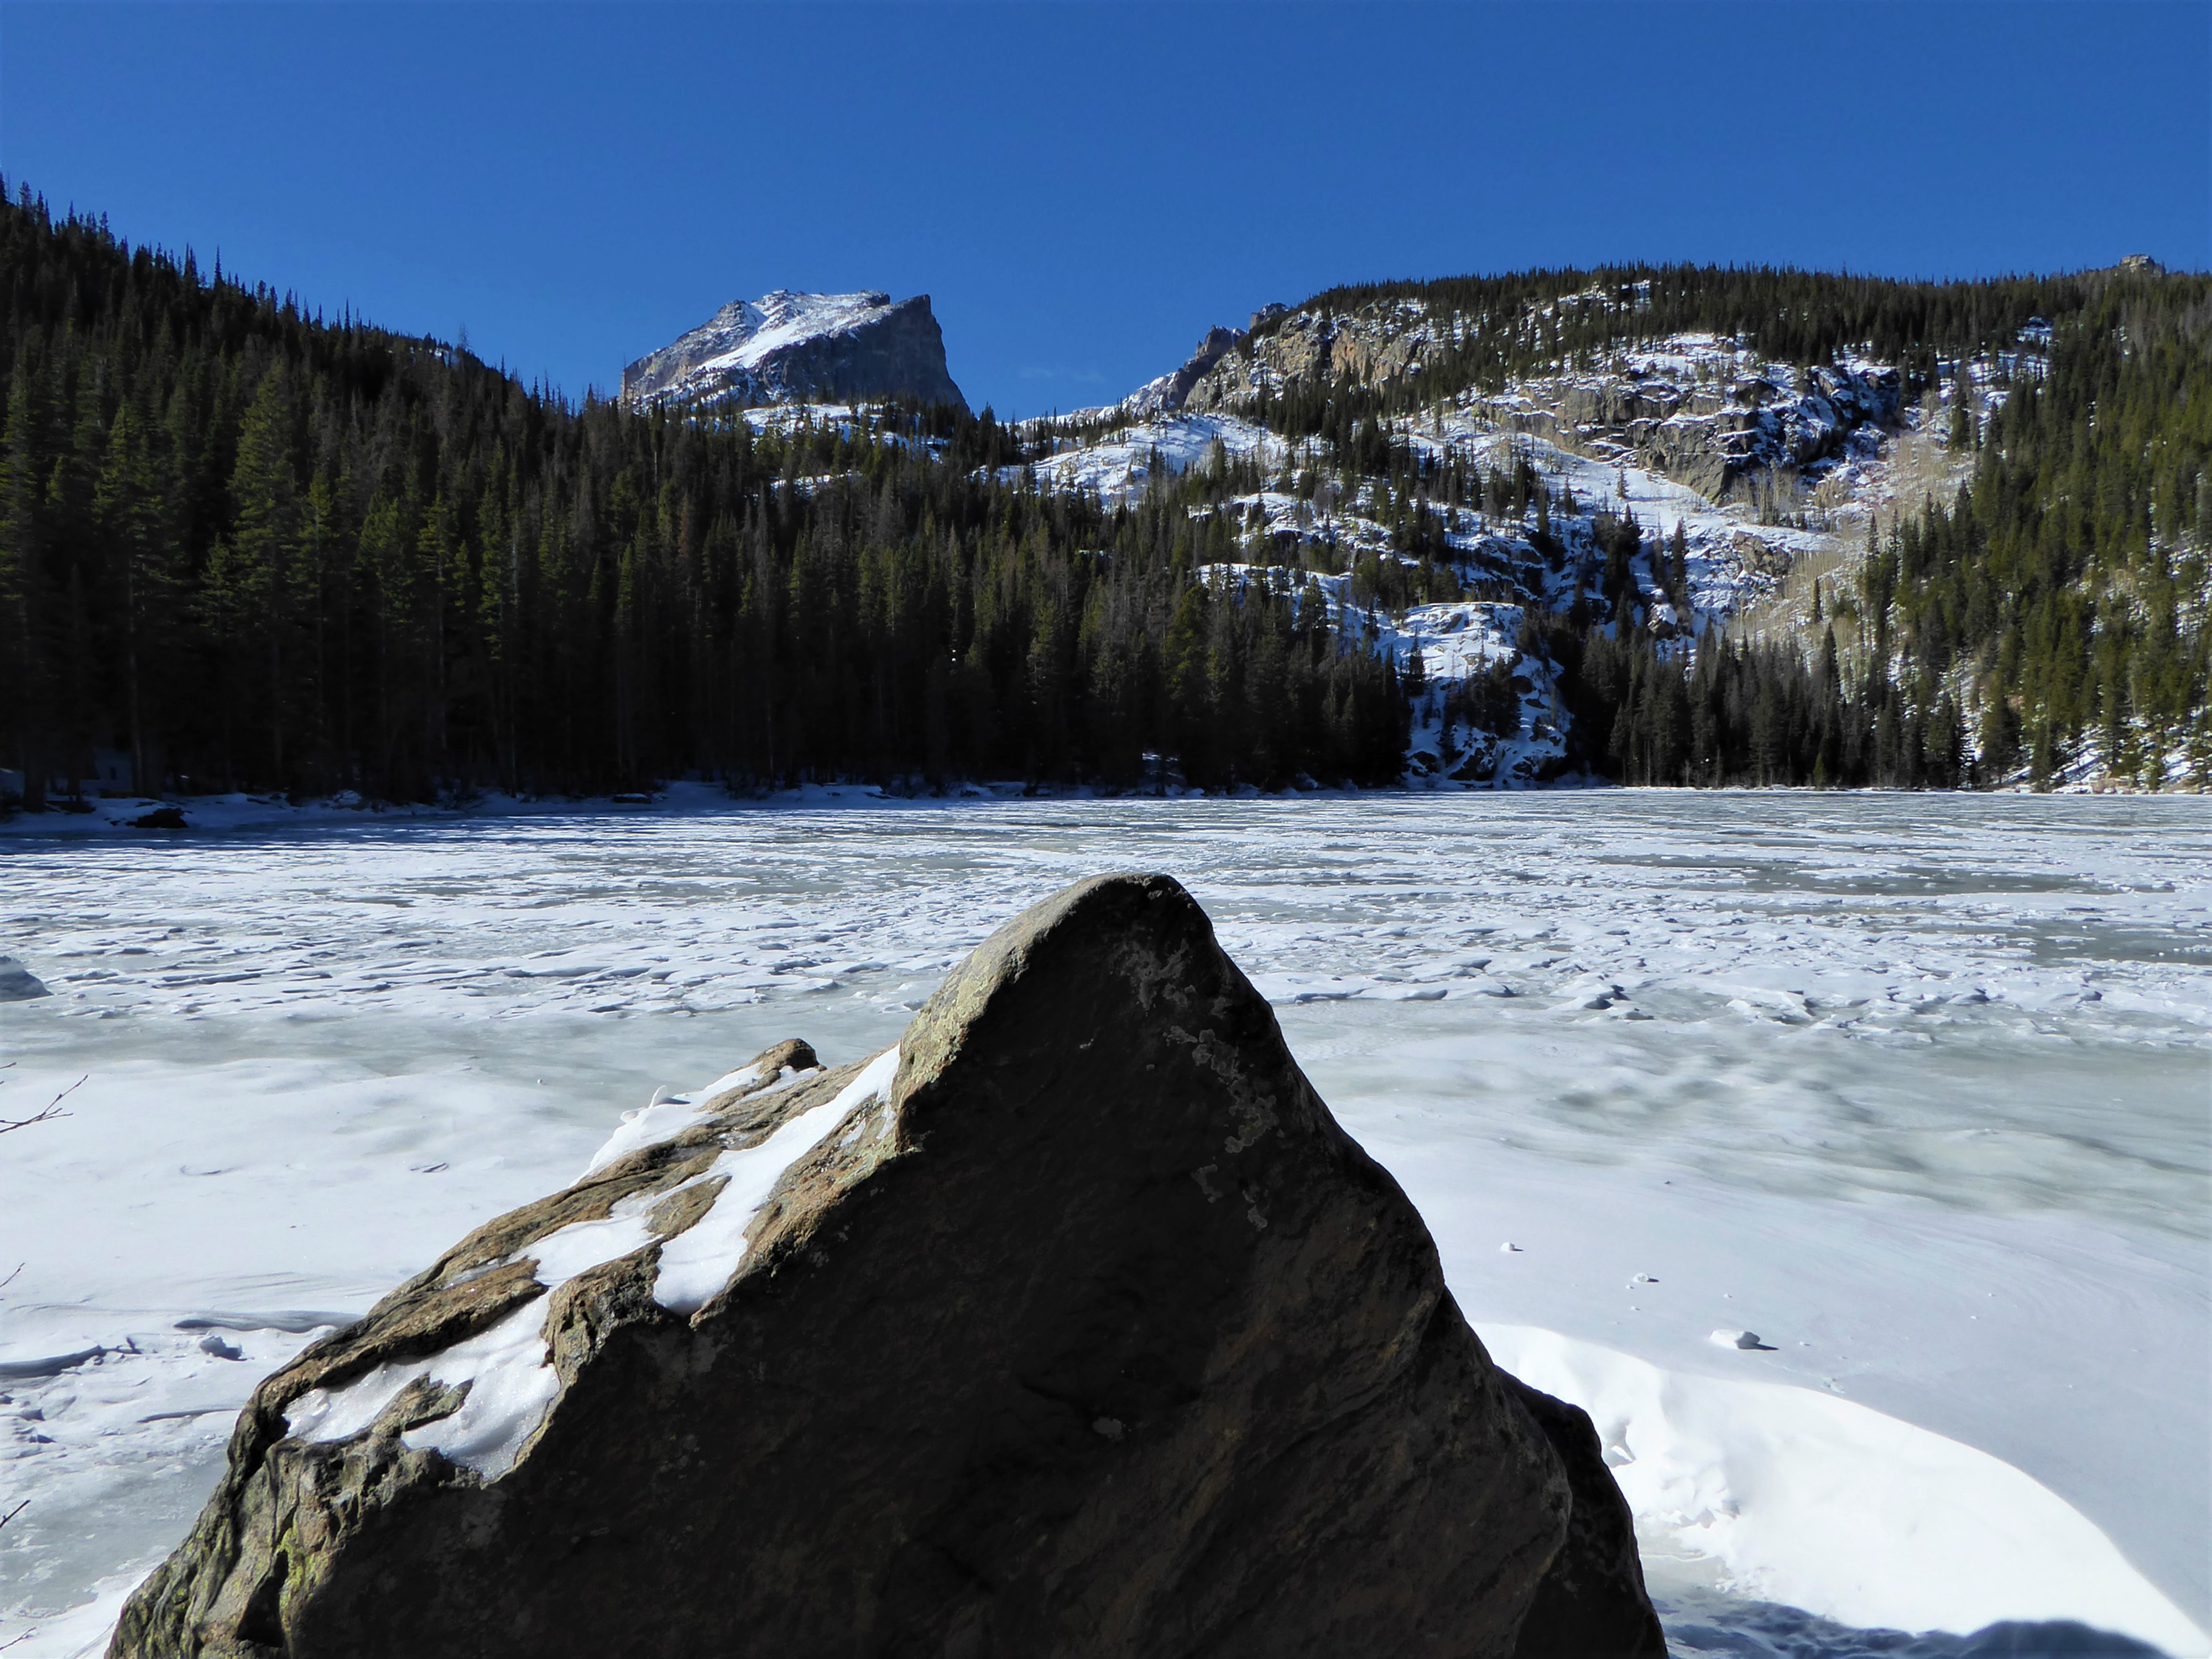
(1128, 324, 1246, 414)
(0, 954, 50, 1000)
(620, 289, 967, 411)
(112, 873, 1662, 1659)
(1507, 1380, 1668, 1659)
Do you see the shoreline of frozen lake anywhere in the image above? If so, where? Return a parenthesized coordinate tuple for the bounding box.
(3, 794, 2206, 1655)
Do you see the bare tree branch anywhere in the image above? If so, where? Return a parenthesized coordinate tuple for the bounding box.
(0, 1073, 83, 1135)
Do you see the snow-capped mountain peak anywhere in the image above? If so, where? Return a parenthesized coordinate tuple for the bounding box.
(623, 288, 967, 411)
(706, 289, 891, 357)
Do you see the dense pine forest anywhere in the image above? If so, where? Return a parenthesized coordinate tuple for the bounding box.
(1546, 265, 2212, 788)
(0, 188, 1405, 805)
(2, 184, 2205, 805)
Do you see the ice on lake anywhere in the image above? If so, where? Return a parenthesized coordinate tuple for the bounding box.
(2, 791, 2207, 1655)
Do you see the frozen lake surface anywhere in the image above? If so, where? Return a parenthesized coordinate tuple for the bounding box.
(3, 791, 2208, 1655)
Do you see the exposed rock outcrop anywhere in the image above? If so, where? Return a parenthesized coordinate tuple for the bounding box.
(1183, 299, 1443, 414)
(1118, 307, 1290, 416)
(1125, 325, 1246, 415)
(1178, 293, 1897, 499)
(113, 874, 1662, 1659)
(621, 289, 966, 411)
(0, 954, 50, 1000)
(1474, 359, 1898, 500)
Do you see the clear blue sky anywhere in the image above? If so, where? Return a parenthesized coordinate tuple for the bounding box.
(3, 2, 2206, 415)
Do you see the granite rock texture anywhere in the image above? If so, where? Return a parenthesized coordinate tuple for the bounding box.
(112, 874, 1662, 1659)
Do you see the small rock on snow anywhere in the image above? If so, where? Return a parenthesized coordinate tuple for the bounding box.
(0, 955, 51, 1001)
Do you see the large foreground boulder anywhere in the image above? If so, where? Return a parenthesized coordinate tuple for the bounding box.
(113, 873, 1662, 1658)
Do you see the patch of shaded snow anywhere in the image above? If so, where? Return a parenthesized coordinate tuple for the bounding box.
(1481, 1324, 2206, 1657)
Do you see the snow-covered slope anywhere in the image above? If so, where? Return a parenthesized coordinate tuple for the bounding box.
(1012, 412, 1284, 504)
(622, 289, 966, 410)
(609, 277, 2074, 790)
(1469, 336, 1898, 502)
(1001, 283, 2054, 787)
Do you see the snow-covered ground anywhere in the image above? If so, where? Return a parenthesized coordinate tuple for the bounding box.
(1400, 418, 1831, 622)
(2, 794, 2207, 1655)
(1010, 410, 1285, 504)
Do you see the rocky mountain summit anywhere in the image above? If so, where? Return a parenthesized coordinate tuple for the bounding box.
(111, 874, 1661, 1659)
(622, 289, 966, 410)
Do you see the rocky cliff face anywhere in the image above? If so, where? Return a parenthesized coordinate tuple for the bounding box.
(1018, 284, 1928, 784)
(621, 289, 967, 411)
(112, 874, 1661, 1659)
(1474, 353, 1898, 501)
(1178, 296, 1896, 502)
(1121, 309, 1286, 415)
(1180, 298, 1446, 414)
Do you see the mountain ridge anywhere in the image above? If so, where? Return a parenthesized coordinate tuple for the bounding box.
(1009, 260, 2209, 790)
(1, 184, 2204, 805)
